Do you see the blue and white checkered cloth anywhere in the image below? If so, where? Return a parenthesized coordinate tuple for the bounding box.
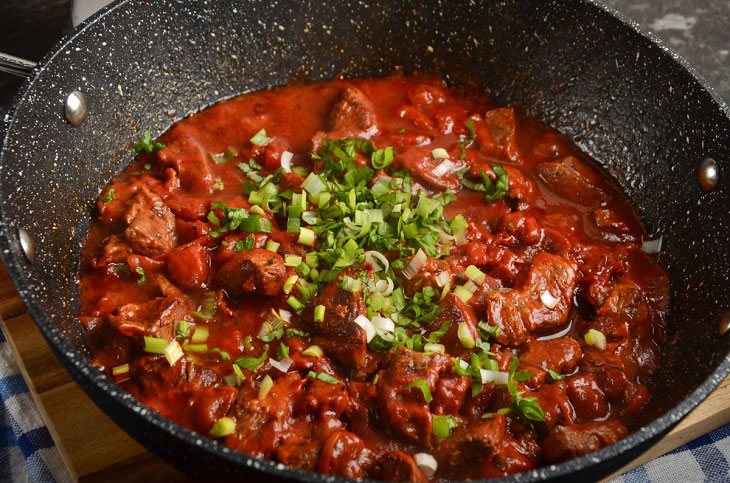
(1, 324, 729, 482)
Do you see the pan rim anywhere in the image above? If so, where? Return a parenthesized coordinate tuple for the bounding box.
(0, 0, 728, 481)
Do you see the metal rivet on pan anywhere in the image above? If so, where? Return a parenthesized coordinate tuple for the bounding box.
(697, 157, 718, 192)
(18, 227, 36, 263)
(64, 90, 87, 126)
(720, 311, 730, 336)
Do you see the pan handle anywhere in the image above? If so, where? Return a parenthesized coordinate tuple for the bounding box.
(0, 52, 38, 78)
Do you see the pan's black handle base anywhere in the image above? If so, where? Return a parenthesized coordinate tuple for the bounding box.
(0, 52, 37, 78)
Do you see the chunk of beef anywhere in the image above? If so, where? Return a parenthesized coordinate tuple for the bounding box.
(580, 351, 649, 418)
(216, 248, 285, 297)
(593, 208, 630, 234)
(520, 337, 582, 375)
(476, 108, 522, 163)
(591, 279, 648, 339)
(156, 128, 215, 194)
(228, 373, 306, 458)
(124, 187, 178, 256)
(432, 372, 470, 416)
(434, 414, 506, 479)
(108, 296, 187, 340)
(543, 422, 628, 463)
(533, 381, 575, 430)
(127, 355, 236, 432)
(296, 379, 352, 419)
(427, 293, 479, 358)
(500, 212, 542, 246)
(566, 374, 609, 421)
(96, 235, 132, 267)
(328, 87, 378, 136)
(308, 270, 369, 369)
(487, 253, 578, 346)
(317, 431, 374, 479)
(536, 156, 607, 206)
(395, 148, 462, 191)
(166, 244, 210, 290)
(376, 347, 451, 446)
(369, 451, 427, 482)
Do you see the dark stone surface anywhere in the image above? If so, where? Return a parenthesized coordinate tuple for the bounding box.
(604, 0, 730, 102)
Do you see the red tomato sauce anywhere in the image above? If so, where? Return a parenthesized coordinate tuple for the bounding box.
(79, 75, 669, 481)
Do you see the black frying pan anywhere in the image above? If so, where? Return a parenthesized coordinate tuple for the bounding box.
(1, 0, 729, 481)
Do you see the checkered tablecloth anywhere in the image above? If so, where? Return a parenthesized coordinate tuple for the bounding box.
(1, 324, 728, 482)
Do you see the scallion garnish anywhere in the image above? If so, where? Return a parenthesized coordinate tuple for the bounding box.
(405, 379, 433, 403)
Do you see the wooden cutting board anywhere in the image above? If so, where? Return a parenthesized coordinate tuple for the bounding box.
(1, 263, 729, 482)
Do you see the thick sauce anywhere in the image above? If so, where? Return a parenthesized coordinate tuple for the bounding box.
(79, 75, 668, 481)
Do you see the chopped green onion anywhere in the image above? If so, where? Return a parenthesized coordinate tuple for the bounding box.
(250, 204, 265, 216)
(283, 275, 299, 294)
(100, 189, 115, 204)
(207, 211, 220, 225)
(453, 284, 474, 302)
(209, 417, 236, 437)
(306, 371, 341, 385)
(340, 276, 361, 292)
(111, 363, 129, 376)
(143, 336, 168, 354)
(234, 344, 269, 371)
(287, 296, 304, 312)
(258, 375, 274, 398)
(431, 147, 449, 159)
(265, 240, 280, 252)
(424, 343, 445, 355)
(284, 255, 302, 267)
(465, 265, 486, 284)
(405, 379, 433, 403)
(164, 340, 184, 365)
(314, 305, 326, 322)
(135, 267, 146, 285)
(175, 320, 189, 338)
(301, 345, 323, 358)
(371, 146, 395, 169)
(548, 369, 565, 381)
(457, 322, 476, 349)
(191, 326, 209, 343)
(585, 329, 607, 350)
(432, 414, 459, 441)
(298, 227, 315, 246)
(302, 172, 327, 196)
(250, 129, 274, 146)
(232, 364, 245, 381)
(182, 343, 208, 353)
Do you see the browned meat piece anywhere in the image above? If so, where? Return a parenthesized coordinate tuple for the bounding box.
(543, 422, 628, 463)
(96, 235, 133, 267)
(566, 374, 609, 421)
(536, 156, 607, 206)
(432, 372, 470, 416)
(395, 148, 462, 191)
(296, 379, 352, 419)
(108, 296, 187, 339)
(500, 211, 542, 245)
(520, 337, 582, 375)
(533, 381, 575, 429)
(593, 208, 630, 234)
(427, 293, 479, 358)
(369, 451, 427, 482)
(275, 438, 322, 472)
(216, 248, 285, 297)
(591, 279, 648, 339)
(151, 273, 186, 299)
(127, 355, 237, 432)
(124, 187, 178, 256)
(434, 414, 506, 479)
(156, 127, 215, 194)
(328, 87, 378, 135)
(228, 373, 307, 458)
(308, 270, 370, 369)
(475, 108, 522, 163)
(580, 351, 649, 418)
(166, 244, 210, 290)
(376, 347, 451, 446)
(487, 253, 578, 346)
(317, 431, 374, 479)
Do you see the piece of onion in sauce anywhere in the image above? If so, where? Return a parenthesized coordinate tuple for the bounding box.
(641, 236, 663, 255)
(403, 249, 427, 280)
(540, 291, 559, 309)
(280, 151, 293, 172)
(480, 369, 509, 385)
(415, 453, 438, 478)
(354, 315, 376, 342)
(269, 357, 293, 373)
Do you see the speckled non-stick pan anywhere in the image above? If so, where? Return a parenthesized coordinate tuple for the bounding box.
(0, 0, 729, 481)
